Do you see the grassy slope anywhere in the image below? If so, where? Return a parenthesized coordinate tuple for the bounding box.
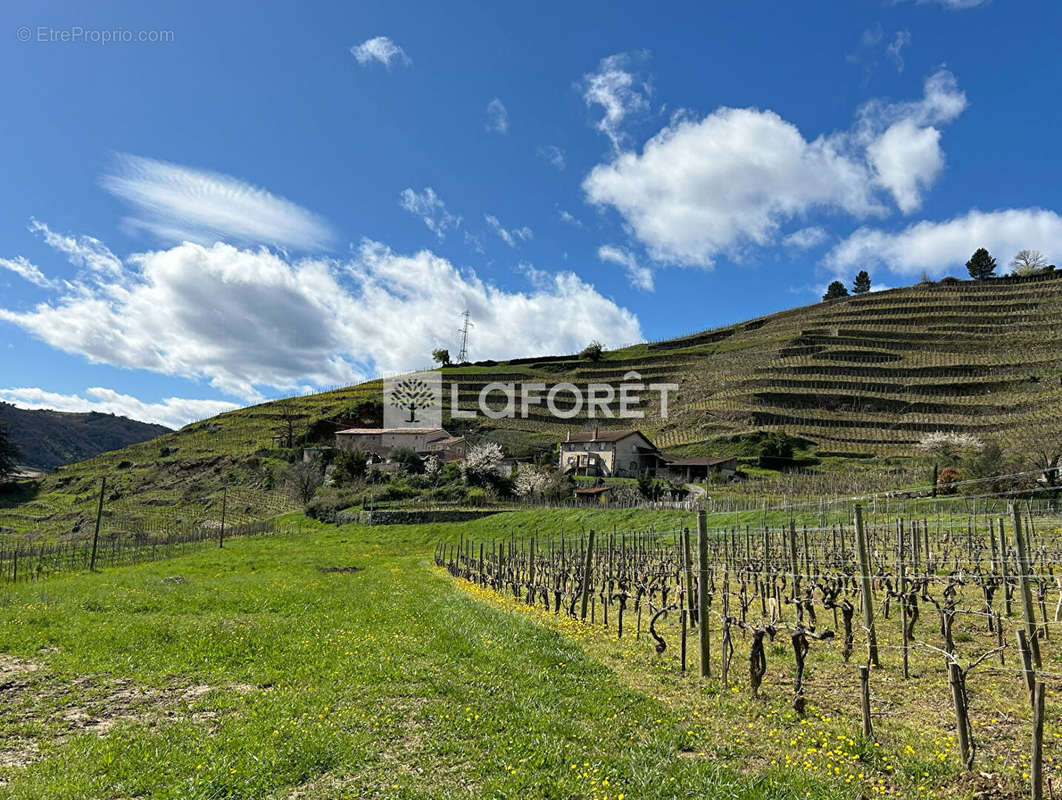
(0, 510, 1035, 800)
(0, 512, 846, 800)
(7, 273, 1062, 537)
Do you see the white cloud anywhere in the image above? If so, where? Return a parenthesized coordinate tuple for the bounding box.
(537, 145, 566, 170)
(399, 187, 461, 239)
(350, 36, 411, 68)
(598, 245, 654, 291)
(782, 227, 829, 249)
(485, 98, 509, 134)
(886, 30, 911, 72)
(583, 69, 965, 267)
(899, 0, 989, 8)
(580, 52, 651, 151)
(0, 387, 239, 429)
(485, 214, 532, 248)
(100, 154, 335, 251)
(826, 208, 1062, 275)
(29, 219, 122, 276)
(867, 119, 943, 213)
(558, 209, 583, 228)
(0, 238, 640, 400)
(0, 256, 57, 289)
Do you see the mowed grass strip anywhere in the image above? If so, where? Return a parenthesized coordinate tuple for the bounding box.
(0, 519, 850, 800)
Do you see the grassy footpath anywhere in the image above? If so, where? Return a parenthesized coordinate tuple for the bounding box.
(0, 513, 856, 800)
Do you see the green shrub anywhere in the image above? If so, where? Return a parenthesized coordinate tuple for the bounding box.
(305, 486, 361, 522)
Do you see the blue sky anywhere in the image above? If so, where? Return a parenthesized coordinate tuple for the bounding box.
(1, 0, 1061, 427)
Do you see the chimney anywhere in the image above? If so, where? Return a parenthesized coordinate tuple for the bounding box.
(593, 426, 599, 440)
(566, 430, 570, 442)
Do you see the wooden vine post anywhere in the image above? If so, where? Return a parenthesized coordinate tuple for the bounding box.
(854, 505, 879, 667)
(682, 527, 696, 625)
(859, 665, 873, 739)
(948, 661, 973, 770)
(1032, 681, 1046, 800)
(697, 510, 710, 678)
(89, 477, 106, 572)
(1011, 505, 1042, 668)
(579, 530, 595, 621)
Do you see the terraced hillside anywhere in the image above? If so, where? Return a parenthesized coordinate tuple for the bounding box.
(4, 272, 1062, 538)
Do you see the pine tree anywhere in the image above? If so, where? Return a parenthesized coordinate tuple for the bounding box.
(966, 248, 997, 281)
(852, 270, 871, 294)
(822, 280, 849, 301)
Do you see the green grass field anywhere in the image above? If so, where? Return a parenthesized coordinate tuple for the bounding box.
(1, 509, 1048, 799)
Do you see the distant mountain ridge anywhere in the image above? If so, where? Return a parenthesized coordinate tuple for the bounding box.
(0, 402, 171, 471)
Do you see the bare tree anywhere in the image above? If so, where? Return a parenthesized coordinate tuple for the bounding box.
(1010, 249, 1049, 276)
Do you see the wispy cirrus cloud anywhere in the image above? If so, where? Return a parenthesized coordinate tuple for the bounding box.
(598, 244, 654, 291)
(100, 153, 335, 251)
(485, 214, 532, 248)
(485, 98, 509, 134)
(350, 36, 411, 68)
(0, 256, 57, 289)
(29, 219, 122, 276)
(399, 187, 461, 240)
(579, 52, 652, 152)
(537, 145, 566, 170)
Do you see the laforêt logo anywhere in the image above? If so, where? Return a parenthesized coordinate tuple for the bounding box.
(383, 371, 443, 429)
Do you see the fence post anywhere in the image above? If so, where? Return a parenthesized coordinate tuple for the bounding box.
(682, 527, 696, 625)
(579, 530, 595, 621)
(219, 487, 227, 549)
(697, 510, 710, 678)
(854, 504, 879, 667)
(89, 477, 106, 572)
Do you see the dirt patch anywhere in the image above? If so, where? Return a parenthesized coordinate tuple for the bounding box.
(0, 651, 260, 773)
(319, 566, 362, 574)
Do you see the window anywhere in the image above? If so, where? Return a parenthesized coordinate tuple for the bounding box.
(630, 460, 638, 472)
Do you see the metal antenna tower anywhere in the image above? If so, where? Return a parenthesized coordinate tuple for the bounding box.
(456, 309, 473, 363)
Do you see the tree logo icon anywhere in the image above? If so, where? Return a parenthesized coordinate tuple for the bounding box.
(383, 371, 443, 428)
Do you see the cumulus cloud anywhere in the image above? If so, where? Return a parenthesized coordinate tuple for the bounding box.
(0, 387, 239, 429)
(350, 36, 411, 68)
(583, 69, 965, 267)
(100, 154, 335, 251)
(485, 214, 532, 248)
(580, 52, 652, 151)
(399, 187, 461, 240)
(598, 245, 654, 291)
(485, 98, 509, 134)
(826, 208, 1062, 275)
(537, 145, 566, 170)
(782, 227, 830, 249)
(0, 256, 57, 289)
(0, 236, 640, 401)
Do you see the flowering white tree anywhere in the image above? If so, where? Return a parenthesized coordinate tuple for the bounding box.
(514, 464, 548, 498)
(423, 455, 442, 482)
(917, 432, 984, 467)
(463, 441, 505, 484)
